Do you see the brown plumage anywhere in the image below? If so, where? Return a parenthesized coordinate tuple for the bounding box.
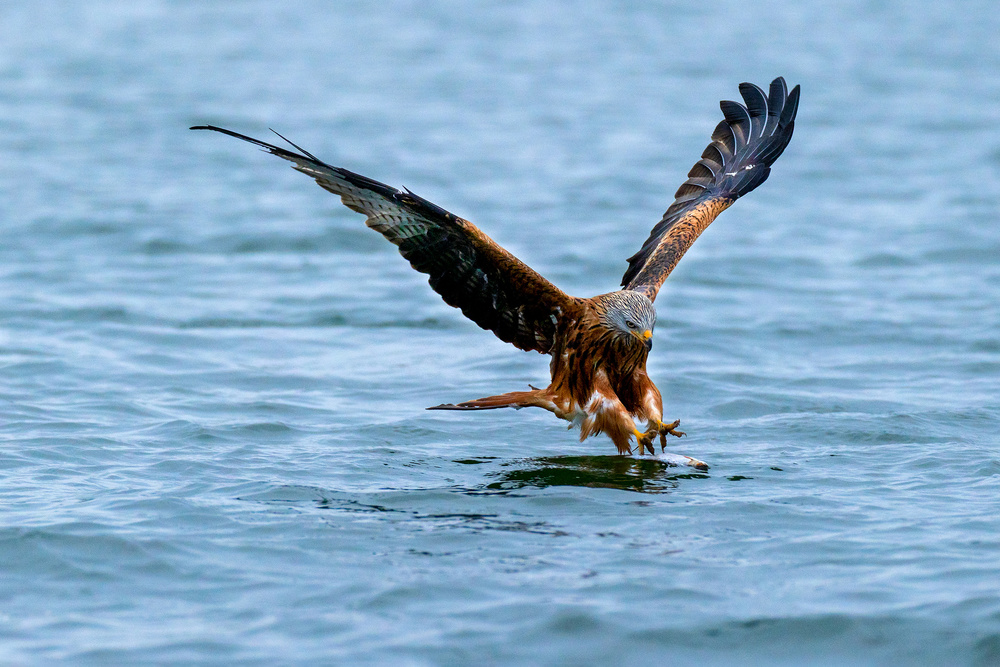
(192, 77, 800, 459)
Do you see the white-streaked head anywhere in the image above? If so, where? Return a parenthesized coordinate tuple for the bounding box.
(598, 290, 657, 350)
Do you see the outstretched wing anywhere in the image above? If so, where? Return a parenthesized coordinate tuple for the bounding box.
(192, 125, 578, 353)
(621, 77, 800, 300)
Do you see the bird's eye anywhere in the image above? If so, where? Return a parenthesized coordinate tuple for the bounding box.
(626, 320, 636, 329)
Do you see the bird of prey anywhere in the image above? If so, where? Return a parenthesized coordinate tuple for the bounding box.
(192, 77, 799, 461)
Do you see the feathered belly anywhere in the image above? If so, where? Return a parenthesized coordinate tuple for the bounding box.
(554, 388, 628, 437)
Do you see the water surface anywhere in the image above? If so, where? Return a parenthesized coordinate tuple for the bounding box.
(2, 1, 1000, 664)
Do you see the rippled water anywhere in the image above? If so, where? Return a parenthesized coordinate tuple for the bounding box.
(3, 1, 1000, 664)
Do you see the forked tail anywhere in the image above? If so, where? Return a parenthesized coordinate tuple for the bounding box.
(427, 388, 549, 411)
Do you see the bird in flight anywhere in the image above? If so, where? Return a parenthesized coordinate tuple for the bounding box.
(192, 77, 799, 464)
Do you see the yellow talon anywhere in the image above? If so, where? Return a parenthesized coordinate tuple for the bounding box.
(633, 420, 686, 456)
(633, 428, 655, 456)
(660, 419, 685, 437)
(655, 419, 685, 451)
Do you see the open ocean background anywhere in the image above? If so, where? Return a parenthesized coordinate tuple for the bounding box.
(3, 1, 1000, 664)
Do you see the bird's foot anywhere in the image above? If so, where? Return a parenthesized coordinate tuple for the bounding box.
(654, 419, 685, 451)
(632, 420, 687, 457)
(632, 428, 657, 456)
(637, 420, 706, 470)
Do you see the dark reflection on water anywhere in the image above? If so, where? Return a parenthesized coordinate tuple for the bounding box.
(239, 484, 573, 535)
(481, 456, 709, 494)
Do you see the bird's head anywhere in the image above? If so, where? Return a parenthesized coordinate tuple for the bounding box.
(597, 290, 657, 351)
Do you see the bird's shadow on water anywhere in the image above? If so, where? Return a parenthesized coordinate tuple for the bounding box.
(471, 455, 709, 495)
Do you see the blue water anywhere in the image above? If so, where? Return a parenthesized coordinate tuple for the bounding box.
(3, 1, 1000, 664)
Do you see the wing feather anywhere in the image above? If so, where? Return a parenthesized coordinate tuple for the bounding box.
(192, 125, 577, 353)
(621, 77, 800, 300)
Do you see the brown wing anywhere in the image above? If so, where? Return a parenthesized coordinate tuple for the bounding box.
(622, 77, 800, 300)
(191, 125, 579, 353)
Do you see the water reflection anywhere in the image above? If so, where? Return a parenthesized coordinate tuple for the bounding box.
(482, 456, 709, 494)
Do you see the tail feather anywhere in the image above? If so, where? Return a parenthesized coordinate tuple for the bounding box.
(427, 389, 547, 411)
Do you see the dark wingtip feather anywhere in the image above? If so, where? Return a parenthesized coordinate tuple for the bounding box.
(426, 403, 509, 411)
(620, 77, 800, 290)
(739, 83, 768, 114)
(190, 124, 268, 147)
(190, 124, 326, 166)
(717, 78, 799, 199)
(780, 84, 801, 128)
(761, 78, 788, 136)
(768, 78, 788, 112)
(719, 100, 751, 148)
(269, 128, 321, 162)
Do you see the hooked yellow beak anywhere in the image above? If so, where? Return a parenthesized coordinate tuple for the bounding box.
(637, 329, 653, 351)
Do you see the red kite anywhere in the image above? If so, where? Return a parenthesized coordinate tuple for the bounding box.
(193, 77, 799, 461)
